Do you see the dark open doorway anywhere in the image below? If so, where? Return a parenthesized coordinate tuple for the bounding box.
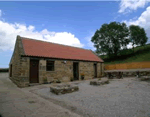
(10, 64, 12, 77)
(94, 63, 97, 78)
(73, 62, 79, 80)
(30, 59, 39, 83)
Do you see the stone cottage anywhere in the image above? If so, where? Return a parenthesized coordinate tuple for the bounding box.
(9, 35, 104, 87)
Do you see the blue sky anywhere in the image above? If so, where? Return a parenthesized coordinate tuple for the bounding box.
(0, 1, 150, 68)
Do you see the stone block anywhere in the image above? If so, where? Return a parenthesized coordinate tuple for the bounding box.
(62, 76, 69, 82)
(140, 76, 150, 81)
(50, 84, 79, 95)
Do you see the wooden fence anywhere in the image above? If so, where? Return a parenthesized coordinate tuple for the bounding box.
(105, 61, 150, 70)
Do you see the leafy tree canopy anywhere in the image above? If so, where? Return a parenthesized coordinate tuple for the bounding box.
(91, 22, 129, 57)
(129, 25, 148, 47)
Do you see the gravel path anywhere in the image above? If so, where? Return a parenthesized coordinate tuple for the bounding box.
(31, 78, 150, 117)
(0, 73, 81, 117)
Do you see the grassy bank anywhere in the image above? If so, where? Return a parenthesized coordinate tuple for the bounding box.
(100, 44, 150, 65)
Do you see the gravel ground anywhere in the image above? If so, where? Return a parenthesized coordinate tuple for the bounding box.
(0, 73, 81, 117)
(31, 78, 150, 117)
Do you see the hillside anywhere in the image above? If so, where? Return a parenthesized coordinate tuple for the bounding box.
(100, 44, 150, 65)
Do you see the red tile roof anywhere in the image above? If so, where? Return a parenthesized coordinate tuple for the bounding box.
(21, 36, 103, 62)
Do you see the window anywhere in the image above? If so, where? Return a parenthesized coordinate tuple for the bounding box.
(46, 61, 54, 71)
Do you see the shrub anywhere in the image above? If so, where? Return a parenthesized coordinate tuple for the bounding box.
(98, 78, 101, 81)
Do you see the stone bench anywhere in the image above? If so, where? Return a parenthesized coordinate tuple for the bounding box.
(90, 79, 109, 86)
(50, 84, 79, 95)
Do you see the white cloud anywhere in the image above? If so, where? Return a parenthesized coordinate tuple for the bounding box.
(0, 20, 84, 51)
(124, 6, 150, 28)
(119, 0, 149, 13)
(123, 6, 150, 42)
(28, 25, 35, 31)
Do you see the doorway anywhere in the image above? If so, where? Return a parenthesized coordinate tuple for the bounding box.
(10, 64, 12, 77)
(94, 63, 97, 78)
(30, 59, 39, 83)
(73, 62, 79, 80)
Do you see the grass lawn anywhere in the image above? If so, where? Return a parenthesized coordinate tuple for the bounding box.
(101, 44, 150, 65)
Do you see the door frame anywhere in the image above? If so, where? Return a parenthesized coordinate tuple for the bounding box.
(29, 59, 39, 83)
(73, 62, 79, 80)
(94, 63, 97, 78)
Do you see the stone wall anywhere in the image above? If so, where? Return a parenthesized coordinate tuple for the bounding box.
(102, 63, 104, 76)
(104, 71, 150, 78)
(38, 59, 103, 83)
(19, 57, 30, 87)
(10, 51, 104, 88)
(39, 60, 72, 83)
(99, 63, 104, 77)
(79, 62, 94, 80)
(79, 62, 102, 80)
(39, 60, 73, 83)
(9, 36, 25, 87)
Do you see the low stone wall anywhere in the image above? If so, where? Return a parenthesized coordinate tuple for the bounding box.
(104, 71, 150, 78)
(140, 76, 150, 81)
(50, 84, 79, 95)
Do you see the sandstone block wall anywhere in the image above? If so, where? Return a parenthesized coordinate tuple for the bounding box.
(79, 62, 102, 80)
(10, 57, 103, 87)
(9, 36, 25, 87)
(39, 60, 73, 83)
(19, 57, 30, 87)
(39, 60, 103, 83)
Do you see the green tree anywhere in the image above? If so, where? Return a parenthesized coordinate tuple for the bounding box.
(91, 22, 129, 58)
(129, 25, 148, 52)
(139, 28, 148, 46)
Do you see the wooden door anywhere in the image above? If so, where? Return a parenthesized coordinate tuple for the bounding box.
(94, 63, 97, 78)
(30, 59, 39, 83)
(73, 62, 79, 80)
